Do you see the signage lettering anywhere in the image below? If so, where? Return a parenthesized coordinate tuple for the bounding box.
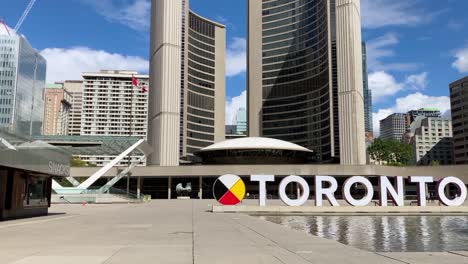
(213, 175, 468, 207)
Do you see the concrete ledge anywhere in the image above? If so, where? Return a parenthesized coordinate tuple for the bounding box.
(212, 205, 468, 215)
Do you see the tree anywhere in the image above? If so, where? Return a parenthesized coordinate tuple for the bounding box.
(368, 139, 413, 166)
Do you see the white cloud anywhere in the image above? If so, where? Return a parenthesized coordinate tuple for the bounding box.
(453, 47, 468, 73)
(40, 47, 148, 83)
(369, 71, 430, 102)
(81, 0, 150, 31)
(368, 71, 404, 102)
(373, 92, 451, 136)
(225, 90, 246, 125)
(405, 72, 428, 90)
(226, 38, 246, 77)
(361, 0, 428, 29)
(366, 33, 420, 72)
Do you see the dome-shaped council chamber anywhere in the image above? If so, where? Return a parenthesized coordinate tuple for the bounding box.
(195, 137, 314, 165)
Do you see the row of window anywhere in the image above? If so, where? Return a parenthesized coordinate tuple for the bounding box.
(0, 61, 15, 68)
(189, 36, 215, 53)
(189, 43, 215, 60)
(188, 59, 214, 75)
(189, 52, 215, 67)
(187, 130, 214, 141)
(262, 1, 320, 23)
(188, 91, 214, 110)
(188, 67, 215, 82)
(0, 98, 12, 105)
(189, 14, 215, 38)
(189, 28, 215, 46)
(262, 27, 327, 52)
(263, 1, 325, 30)
(0, 107, 11, 114)
(187, 107, 214, 118)
(188, 83, 215, 97)
(263, 63, 328, 86)
(263, 43, 328, 71)
(262, 55, 328, 79)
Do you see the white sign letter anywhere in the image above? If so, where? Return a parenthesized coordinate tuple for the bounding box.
(409, 176, 433, 206)
(251, 175, 275, 206)
(315, 176, 339, 207)
(379, 176, 404, 206)
(279, 175, 310, 206)
(343, 176, 374, 206)
(438, 177, 467, 207)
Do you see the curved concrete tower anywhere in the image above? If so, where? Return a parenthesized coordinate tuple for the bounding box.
(148, 0, 182, 166)
(248, 0, 366, 165)
(336, 0, 366, 165)
(148, 0, 226, 166)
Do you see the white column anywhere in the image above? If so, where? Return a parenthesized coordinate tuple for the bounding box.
(148, 0, 182, 166)
(336, 0, 366, 165)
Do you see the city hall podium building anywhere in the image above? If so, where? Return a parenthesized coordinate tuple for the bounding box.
(0, 131, 70, 221)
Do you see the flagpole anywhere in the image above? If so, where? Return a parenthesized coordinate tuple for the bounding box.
(127, 75, 135, 197)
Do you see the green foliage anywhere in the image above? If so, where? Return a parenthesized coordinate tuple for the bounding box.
(368, 139, 414, 166)
(71, 157, 97, 167)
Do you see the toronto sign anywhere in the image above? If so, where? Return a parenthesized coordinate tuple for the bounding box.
(213, 174, 468, 207)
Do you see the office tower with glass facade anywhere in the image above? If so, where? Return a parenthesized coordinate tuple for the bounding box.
(80, 70, 148, 137)
(43, 83, 72, 135)
(410, 117, 453, 165)
(63, 80, 84, 136)
(362, 42, 373, 136)
(149, 0, 226, 165)
(0, 27, 46, 137)
(450, 76, 468, 164)
(248, 0, 366, 164)
(380, 113, 406, 141)
(235, 107, 247, 135)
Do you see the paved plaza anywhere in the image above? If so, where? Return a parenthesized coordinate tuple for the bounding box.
(1, 201, 468, 263)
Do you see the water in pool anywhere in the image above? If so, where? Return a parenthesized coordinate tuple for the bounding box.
(258, 215, 468, 252)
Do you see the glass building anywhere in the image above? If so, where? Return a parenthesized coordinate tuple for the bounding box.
(235, 107, 247, 135)
(362, 42, 373, 135)
(0, 29, 46, 138)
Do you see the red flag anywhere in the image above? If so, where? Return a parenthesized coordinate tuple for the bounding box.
(141, 86, 148, 93)
(132, 75, 139, 87)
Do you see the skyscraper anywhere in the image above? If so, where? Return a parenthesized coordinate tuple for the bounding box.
(380, 113, 406, 141)
(0, 25, 46, 137)
(80, 70, 148, 137)
(362, 42, 373, 136)
(247, 0, 366, 164)
(64, 80, 84, 136)
(235, 107, 247, 135)
(450, 76, 468, 164)
(410, 117, 453, 165)
(149, 0, 226, 166)
(43, 83, 71, 136)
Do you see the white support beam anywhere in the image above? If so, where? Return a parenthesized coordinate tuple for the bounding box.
(78, 139, 145, 190)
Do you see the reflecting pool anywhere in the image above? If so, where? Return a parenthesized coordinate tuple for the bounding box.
(257, 215, 468, 252)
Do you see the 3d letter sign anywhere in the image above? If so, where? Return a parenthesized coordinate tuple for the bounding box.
(213, 175, 468, 207)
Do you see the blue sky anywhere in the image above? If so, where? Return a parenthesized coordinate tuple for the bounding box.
(2, 0, 468, 131)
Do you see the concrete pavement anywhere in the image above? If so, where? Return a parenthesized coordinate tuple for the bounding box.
(0, 201, 467, 263)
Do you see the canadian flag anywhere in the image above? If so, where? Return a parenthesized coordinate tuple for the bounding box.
(132, 75, 139, 87)
(132, 75, 148, 93)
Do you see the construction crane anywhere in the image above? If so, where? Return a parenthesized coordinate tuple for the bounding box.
(14, 0, 37, 32)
